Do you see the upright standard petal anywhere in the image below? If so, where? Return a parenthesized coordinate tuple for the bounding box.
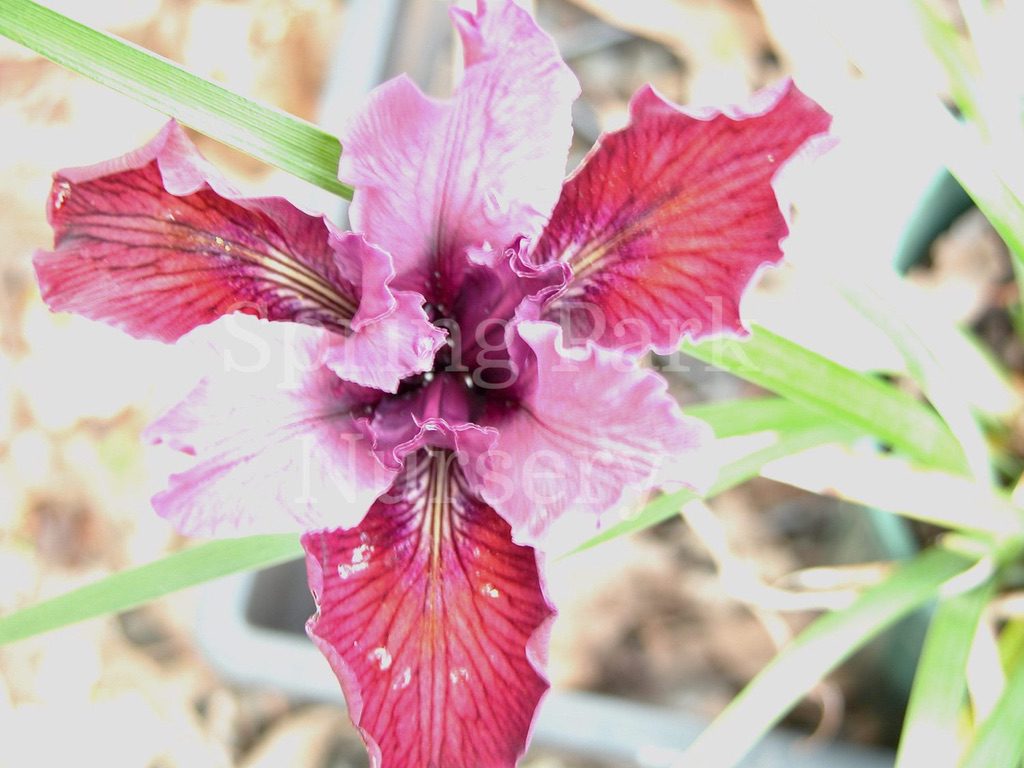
(304, 447, 552, 768)
(147, 317, 396, 537)
(35, 121, 441, 390)
(532, 80, 832, 355)
(475, 321, 711, 545)
(339, 0, 579, 300)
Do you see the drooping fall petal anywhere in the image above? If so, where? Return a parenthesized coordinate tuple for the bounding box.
(146, 316, 395, 536)
(532, 79, 832, 355)
(339, 0, 579, 301)
(34, 120, 442, 390)
(303, 448, 552, 768)
(475, 321, 711, 546)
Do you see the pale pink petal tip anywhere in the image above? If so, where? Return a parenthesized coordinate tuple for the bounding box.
(146, 317, 394, 537)
(476, 320, 710, 546)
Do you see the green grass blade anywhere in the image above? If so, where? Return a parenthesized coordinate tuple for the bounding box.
(906, 2, 1024, 272)
(0, 0, 352, 199)
(0, 534, 302, 646)
(682, 325, 968, 474)
(960, 649, 1024, 768)
(567, 398, 862, 555)
(832, 275, 993, 484)
(680, 547, 976, 768)
(911, 0, 983, 127)
(895, 578, 996, 767)
(683, 396, 828, 438)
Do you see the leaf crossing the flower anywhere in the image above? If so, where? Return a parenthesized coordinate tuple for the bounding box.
(0, 0, 352, 199)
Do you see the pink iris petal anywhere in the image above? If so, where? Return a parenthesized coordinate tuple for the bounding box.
(146, 317, 396, 536)
(303, 448, 553, 768)
(532, 79, 832, 355)
(34, 120, 442, 391)
(363, 372, 497, 471)
(339, 0, 580, 300)
(321, 232, 446, 393)
(475, 320, 711, 546)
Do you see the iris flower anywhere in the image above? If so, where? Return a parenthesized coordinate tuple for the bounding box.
(34, 1, 830, 765)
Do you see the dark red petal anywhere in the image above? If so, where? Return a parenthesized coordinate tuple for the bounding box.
(533, 80, 832, 354)
(35, 123, 391, 340)
(303, 450, 552, 768)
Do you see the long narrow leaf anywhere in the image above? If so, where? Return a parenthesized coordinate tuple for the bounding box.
(683, 396, 828, 438)
(0, 0, 352, 199)
(905, 3, 1024, 271)
(0, 534, 302, 646)
(678, 547, 976, 768)
(682, 325, 968, 474)
(911, 0, 983, 127)
(895, 578, 996, 767)
(763, 449, 1024, 537)
(960, 648, 1024, 768)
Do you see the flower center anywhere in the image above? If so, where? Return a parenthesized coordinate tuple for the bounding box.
(393, 307, 520, 418)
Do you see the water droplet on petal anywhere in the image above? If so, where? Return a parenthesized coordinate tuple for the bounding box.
(351, 542, 374, 564)
(369, 646, 393, 671)
(449, 667, 469, 685)
(481, 583, 500, 599)
(392, 667, 412, 690)
(53, 182, 71, 210)
(337, 560, 370, 579)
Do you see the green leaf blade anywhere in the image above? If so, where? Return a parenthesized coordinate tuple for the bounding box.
(0, 0, 352, 199)
(0, 534, 303, 646)
(895, 578, 996, 767)
(680, 547, 977, 768)
(682, 325, 968, 474)
(961, 647, 1024, 768)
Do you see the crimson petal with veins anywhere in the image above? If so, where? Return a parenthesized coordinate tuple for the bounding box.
(303, 449, 552, 768)
(533, 79, 832, 356)
(34, 121, 442, 391)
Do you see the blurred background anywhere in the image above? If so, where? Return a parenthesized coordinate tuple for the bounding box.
(0, 0, 1015, 766)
